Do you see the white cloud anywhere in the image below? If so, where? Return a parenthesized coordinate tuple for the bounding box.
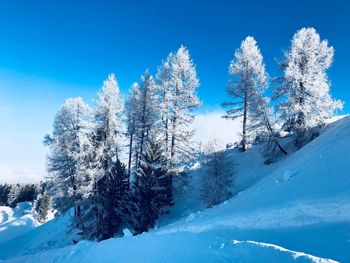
(0, 164, 45, 184)
(192, 111, 242, 146)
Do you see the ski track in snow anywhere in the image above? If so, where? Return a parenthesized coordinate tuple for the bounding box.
(232, 240, 338, 263)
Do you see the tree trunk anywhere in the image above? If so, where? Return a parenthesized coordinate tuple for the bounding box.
(165, 117, 169, 157)
(170, 116, 177, 163)
(241, 91, 248, 151)
(264, 115, 287, 156)
(127, 132, 133, 187)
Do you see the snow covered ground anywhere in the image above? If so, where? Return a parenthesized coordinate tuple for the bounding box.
(0, 202, 39, 243)
(0, 116, 350, 262)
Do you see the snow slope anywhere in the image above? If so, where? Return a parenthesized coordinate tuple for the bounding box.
(1, 116, 350, 262)
(0, 202, 39, 243)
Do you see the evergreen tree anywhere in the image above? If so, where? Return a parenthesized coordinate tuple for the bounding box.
(131, 133, 173, 234)
(0, 184, 11, 206)
(222, 36, 268, 151)
(96, 159, 129, 240)
(87, 73, 124, 239)
(274, 27, 343, 146)
(35, 193, 52, 223)
(7, 184, 20, 207)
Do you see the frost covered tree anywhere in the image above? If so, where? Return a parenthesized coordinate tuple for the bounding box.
(35, 193, 52, 223)
(125, 83, 141, 179)
(156, 53, 174, 157)
(7, 184, 20, 207)
(274, 27, 343, 146)
(133, 71, 159, 174)
(89, 74, 125, 238)
(200, 134, 234, 207)
(167, 46, 200, 163)
(0, 184, 11, 206)
(46, 97, 93, 215)
(223, 36, 269, 151)
(94, 73, 124, 175)
(130, 132, 173, 234)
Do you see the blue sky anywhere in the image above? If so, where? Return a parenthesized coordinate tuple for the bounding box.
(0, 0, 349, 183)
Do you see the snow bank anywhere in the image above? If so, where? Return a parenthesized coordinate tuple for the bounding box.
(0, 203, 39, 243)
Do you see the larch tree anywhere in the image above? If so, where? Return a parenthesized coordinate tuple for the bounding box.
(168, 46, 200, 163)
(222, 36, 269, 151)
(46, 97, 93, 215)
(274, 27, 343, 146)
(94, 73, 124, 174)
(125, 83, 141, 181)
(156, 53, 174, 157)
(133, 71, 159, 175)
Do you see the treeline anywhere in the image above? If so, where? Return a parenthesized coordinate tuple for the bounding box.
(0, 183, 39, 207)
(42, 27, 342, 241)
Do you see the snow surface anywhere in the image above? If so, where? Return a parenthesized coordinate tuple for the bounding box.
(0, 202, 39, 243)
(1, 116, 350, 262)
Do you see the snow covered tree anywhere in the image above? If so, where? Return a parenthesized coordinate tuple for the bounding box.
(168, 46, 200, 163)
(130, 132, 173, 234)
(274, 27, 343, 146)
(200, 134, 234, 207)
(94, 73, 124, 174)
(46, 97, 93, 215)
(7, 184, 20, 207)
(222, 36, 269, 151)
(87, 73, 125, 238)
(17, 184, 39, 204)
(124, 83, 141, 180)
(96, 159, 129, 240)
(0, 184, 11, 206)
(133, 71, 160, 174)
(156, 53, 174, 157)
(35, 193, 52, 223)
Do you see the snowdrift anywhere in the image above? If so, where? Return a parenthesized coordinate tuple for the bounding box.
(0, 202, 38, 243)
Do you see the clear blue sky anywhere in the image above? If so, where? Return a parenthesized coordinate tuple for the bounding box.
(0, 0, 349, 183)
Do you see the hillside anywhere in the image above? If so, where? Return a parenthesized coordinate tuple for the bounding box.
(0, 116, 350, 262)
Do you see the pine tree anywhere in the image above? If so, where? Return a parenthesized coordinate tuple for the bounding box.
(0, 184, 11, 206)
(274, 27, 343, 146)
(222, 36, 268, 151)
(35, 193, 52, 223)
(46, 97, 93, 215)
(200, 134, 234, 207)
(90, 73, 124, 238)
(96, 159, 129, 240)
(7, 184, 20, 207)
(131, 132, 173, 234)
